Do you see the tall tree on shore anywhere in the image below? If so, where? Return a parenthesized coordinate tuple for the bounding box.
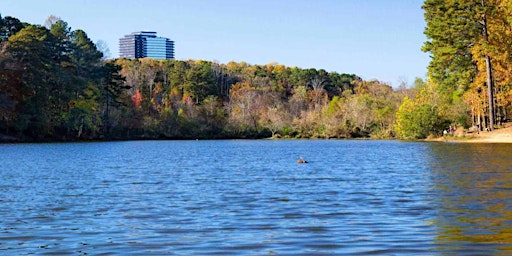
(472, 0, 512, 125)
(422, 0, 480, 97)
(4, 25, 54, 139)
(101, 61, 127, 139)
(479, 0, 495, 130)
(422, 0, 512, 130)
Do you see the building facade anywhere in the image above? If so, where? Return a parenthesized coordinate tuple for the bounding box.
(119, 31, 174, 60)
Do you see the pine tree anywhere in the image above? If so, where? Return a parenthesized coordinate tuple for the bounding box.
(422, 0, 503, 130)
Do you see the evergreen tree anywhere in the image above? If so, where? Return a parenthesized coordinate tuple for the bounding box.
(422, 0, 480, 95)
(422, 0, 505, 130)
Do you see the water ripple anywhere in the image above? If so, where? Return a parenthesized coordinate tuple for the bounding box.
(1, 141, 512, 254)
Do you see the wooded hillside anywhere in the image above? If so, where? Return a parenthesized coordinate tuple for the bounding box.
(0, 14, 414, 141)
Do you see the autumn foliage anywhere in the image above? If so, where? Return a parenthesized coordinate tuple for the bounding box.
(0, 14, 415, 141)
(132, 89, 143, 108)
(404, 0, 512, 139)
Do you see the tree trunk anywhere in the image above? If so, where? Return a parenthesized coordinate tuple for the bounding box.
(484, 55, 495, 130)
(78, 116, 84, 138)
(482, 0, 495, 131)
(478, 111, 482, 132)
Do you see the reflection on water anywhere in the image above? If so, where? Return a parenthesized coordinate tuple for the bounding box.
(428, 143, 512, 252)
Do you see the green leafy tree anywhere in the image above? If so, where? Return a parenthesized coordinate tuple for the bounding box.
(5, 25, 54, 139)
(101, 61, 128, 139)
(184, 60, 216, 103)
(395, 97, 440, 139)
(422, 0, 480, 95)
(64, 83, 101, 139)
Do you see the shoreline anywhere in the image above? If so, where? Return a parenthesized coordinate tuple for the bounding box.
(426, 123, 512, 143)
(4, 124, 512, 144)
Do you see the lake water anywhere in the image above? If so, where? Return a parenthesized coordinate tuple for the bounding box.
(1, 140, 512, 255)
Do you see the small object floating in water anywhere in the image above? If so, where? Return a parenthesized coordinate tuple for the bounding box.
(297, 158, 308, 164)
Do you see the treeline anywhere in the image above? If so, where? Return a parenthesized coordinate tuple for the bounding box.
(0, 14, 413, 142)
(112, 59, 410, 140)
(0, 15, 123, 141)
(396, 0, 512, 139)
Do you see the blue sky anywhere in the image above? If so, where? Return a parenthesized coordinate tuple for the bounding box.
(0, 0, 429, 87)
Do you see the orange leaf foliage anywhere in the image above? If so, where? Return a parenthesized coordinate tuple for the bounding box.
(132, 89, 143, 108)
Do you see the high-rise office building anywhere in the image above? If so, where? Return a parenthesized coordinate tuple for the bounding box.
(119, 31, 174, 60)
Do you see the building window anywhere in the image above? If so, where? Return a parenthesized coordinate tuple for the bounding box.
(119, 31, 174, 60)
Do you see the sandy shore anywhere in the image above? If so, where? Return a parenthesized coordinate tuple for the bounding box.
(428, 123, 512, 143)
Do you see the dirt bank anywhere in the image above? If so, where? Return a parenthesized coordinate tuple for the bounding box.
(428, 123, 512, 143)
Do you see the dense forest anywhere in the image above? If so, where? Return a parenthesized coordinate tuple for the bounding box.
(3, 0, 512, 142)
(0, 14, 415, 142)
(396, 0, 512, 139)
